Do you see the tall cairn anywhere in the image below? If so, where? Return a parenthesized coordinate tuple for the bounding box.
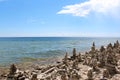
(90, 42, 96, 58)
(63, 52, 68, 66)
(92, 42, 95, 51)
(72, 48, 77, 60)
(105, 46, 118, 75)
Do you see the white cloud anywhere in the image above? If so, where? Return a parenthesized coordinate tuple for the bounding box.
(57, 0, 120, 17)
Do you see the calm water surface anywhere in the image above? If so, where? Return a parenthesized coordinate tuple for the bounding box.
(0, 37, 120, 66)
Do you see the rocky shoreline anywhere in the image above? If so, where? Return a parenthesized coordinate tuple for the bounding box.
(1, 40, 120, 80)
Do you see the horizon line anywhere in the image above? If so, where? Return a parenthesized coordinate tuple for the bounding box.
(0, 36, 120, 38)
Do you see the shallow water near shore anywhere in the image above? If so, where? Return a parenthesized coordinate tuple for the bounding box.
(0, 37, 120, 66)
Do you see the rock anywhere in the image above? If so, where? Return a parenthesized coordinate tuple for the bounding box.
(61, 72, 68, 80)
(87, 68, 93, 80)
(18, 76, 25, 80)
(31, 73, 38, 80)
(70, 69, 80, 80)
(103, 69, 110, 78)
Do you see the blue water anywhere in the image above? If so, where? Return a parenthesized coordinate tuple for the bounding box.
(0, 37, 120, 66)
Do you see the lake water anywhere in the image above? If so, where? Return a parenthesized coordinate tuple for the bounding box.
(0, 37, 120, 66)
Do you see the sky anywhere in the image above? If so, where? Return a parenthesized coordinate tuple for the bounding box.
(0, 0, 120, 37)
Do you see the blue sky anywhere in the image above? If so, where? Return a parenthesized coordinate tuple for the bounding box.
(0, 0, 120, 37)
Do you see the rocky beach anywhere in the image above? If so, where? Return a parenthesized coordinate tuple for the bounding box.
(1, 40, 120, 80)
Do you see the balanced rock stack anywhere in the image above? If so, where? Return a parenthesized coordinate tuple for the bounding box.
(1, 40, 120, 80)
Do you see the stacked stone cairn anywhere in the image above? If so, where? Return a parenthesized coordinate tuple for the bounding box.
(2, 40, 120, 80)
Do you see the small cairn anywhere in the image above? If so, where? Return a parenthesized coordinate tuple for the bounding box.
(72, 60, 78, 70)
(103, 69, 110, 79)
(9, 64, 17, 75)
(31, 73, 38, 80)
(77, 53, 82, 62)
(92, 59, 99, 72)
(99, 52, 106, 67)
(7, 64, 17, 80)
(87, 68, 93, 80)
